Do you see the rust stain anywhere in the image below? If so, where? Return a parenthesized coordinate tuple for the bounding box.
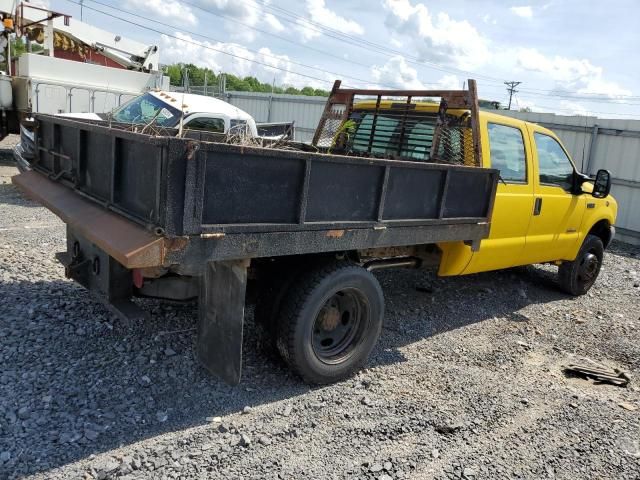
(165, 236, 189, 251)
(326, 229, 345, 238)
(13, 171, 166, 269)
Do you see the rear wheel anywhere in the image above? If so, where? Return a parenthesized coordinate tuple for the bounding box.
(558, 234, 604, 296)
(254, 261, 304, 355)
(276, 261, 384, 384)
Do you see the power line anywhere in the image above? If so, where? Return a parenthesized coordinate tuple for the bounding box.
(512, 96, 640, 117)
(77, 0, 397, 89)
(64, 0, 361, 88)
(90, 0, 639, 105)
(77, 0, 389, 84)
(247, 0, 640, 103)
(236, 0, 510, 86)
(68, 0, 640, 114)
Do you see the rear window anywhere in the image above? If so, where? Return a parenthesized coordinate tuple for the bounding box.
(351, 114, 399, 155)
(348, 112, 463, 162)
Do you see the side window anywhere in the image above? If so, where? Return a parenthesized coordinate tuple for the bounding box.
(487, 123, 527, 183)
(185, 117, 225, 133)
(534, 133, 574, 191)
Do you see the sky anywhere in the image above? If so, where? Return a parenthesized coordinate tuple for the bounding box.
(46, 0, 640, 119)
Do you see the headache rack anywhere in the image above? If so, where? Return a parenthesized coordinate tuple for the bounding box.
(312, 79, 483, 167)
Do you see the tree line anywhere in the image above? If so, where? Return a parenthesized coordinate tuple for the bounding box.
(164, 63, 330, 97)
(163, 63, 511, 109)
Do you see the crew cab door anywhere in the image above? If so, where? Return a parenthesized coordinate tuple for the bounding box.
(520, 126, 585, 264)
(462, 119, 535, 274)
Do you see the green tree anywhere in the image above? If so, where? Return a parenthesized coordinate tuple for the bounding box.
(162, 63, 331, 96)
(165, 64, 183, 86)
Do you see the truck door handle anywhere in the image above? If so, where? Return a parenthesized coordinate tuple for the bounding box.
(534, 197, 543, 215)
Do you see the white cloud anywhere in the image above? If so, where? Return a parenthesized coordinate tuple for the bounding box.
(389, 37, 404, 48)
(160, 32, 329, 89)
(264, 13, 285, 33)
(515, 48, 632, 98)
(575, 76, 632, 98)
(482, 14, 497, 25)
(371, 55, 425, 89)
(296, 0, 364, 42)
(371, 56, 461, 90)
(559, 100, 590, 116)
(200, 0, 263, 42)
(382, 0, 490, 69)
(433, 74, 462, 90)
(510, 6, 533, 18)
(516, 48, 600, 83)
(124, 0, 197, 26)
(27, 0, 50, 8)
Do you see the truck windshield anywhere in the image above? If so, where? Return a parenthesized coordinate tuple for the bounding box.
(111, 93, 182, 127)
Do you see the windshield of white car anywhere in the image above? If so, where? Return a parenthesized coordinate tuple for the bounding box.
(111, 93, 182, 127)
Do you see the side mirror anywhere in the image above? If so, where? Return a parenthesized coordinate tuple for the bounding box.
(592, 169, 611, 198)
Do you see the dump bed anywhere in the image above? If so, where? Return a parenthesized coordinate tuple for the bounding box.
(16, 81, 498, 270)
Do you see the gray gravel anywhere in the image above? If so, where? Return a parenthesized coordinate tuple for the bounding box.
(1, 136, 640, 479)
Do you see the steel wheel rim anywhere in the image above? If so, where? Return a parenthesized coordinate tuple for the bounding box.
(577, 251, 599, 289)
(311, 288, 369, 364)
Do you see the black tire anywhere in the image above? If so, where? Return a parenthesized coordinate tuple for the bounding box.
(254, 262, 305, 355)
(558, 234, 604, 296)
(276, 261, 384, 384)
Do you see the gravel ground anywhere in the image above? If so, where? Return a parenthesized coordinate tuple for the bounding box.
(1, 135, 639, 480)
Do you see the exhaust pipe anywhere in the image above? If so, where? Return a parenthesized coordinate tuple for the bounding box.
(364, 257, 420, 271)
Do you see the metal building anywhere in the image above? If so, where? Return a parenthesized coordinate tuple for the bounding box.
(223, 91, 326, 144)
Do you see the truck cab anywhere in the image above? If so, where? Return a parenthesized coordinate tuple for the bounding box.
(64, 91, 260, 136)
(14, 91, 269, 171)
(438, 111, 616, 295)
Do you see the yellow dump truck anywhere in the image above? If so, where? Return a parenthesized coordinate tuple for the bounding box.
(13, 80, 615, 385)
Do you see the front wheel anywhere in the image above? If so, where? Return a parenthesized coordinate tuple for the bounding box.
(558, 234, 604, 296)
(276, 261, 384, 384)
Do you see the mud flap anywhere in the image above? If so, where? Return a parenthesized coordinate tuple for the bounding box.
(196, 260, 248, 385)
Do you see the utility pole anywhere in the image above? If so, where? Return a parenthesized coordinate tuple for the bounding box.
(504, 81, 521, 110)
